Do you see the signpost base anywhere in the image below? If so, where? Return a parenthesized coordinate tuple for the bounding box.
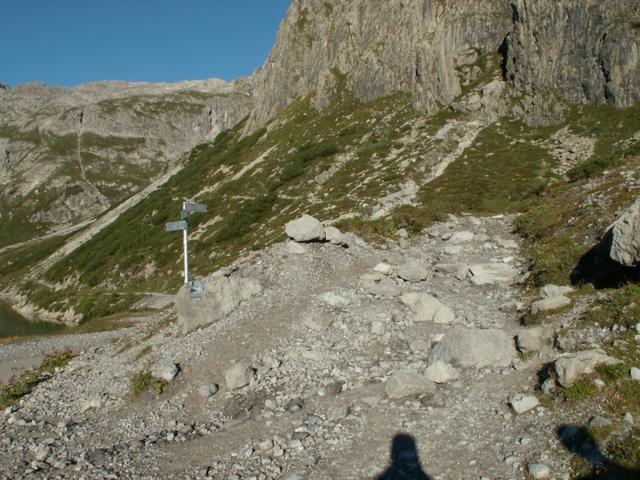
(186, 279, 204, 299)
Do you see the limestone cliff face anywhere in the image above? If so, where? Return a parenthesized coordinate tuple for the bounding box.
(249, 0, 512, 129)
(249, 0, 639, 129)
(0, 79, 252, 242)
(505, 0, 640, 123)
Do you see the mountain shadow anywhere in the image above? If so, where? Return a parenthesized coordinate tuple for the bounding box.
(557, 425, 640, 480)
(570, 230, 639, 289)
(375, 433, 431, 480)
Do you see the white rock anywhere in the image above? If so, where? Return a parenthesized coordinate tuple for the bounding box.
(371, 320, 385, 336)
(424, 360, 460, 384)
(385, 371, 435, 399)
(468, 263, 517, 285)
(198, 384, 218, 398)
(540, 284, 573, 298)
(152, 359, 179, 382)
(397, 260, 429, 282)
(285, 214, 326, 242)
(400, 292, 455, 324)
(630, 367, 640, 381)
(531, 295, 571, 315)
(555, 350, 620, 387)
(320, 291, 351, 308)
(509, 394, 540, 414)
(527, 463, 551, 480)
(609, 197, 640, 266)
(516, 327, 545, 353)
(225, 363, 253, 390)
(448, 231, 474, 243)
(81, 397, 103, 412)
(373, 262, 393, 274)
(429, 327, 517, 368)
(497, 238, 518, 249)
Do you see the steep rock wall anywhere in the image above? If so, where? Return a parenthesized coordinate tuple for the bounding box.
(249, 0, 512, 129)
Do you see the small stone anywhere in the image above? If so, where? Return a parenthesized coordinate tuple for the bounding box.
(400, 292, 455, 324)
(424, 360, 460, 384)
(509, 394, 539, 414)
(286, 241, 308, 255)
(516, 327, 545, 353)
(589, 415, 612, 428)
(319, 291, 351, 308)
(327, 405, 350, 422)
(324, 226, 347, 245)
(152, 359, 179, 382)
(555, 350, 620, 387)
(623, 412, 634, 425)
(527, 463, 551, 480)
(531, 295, 571, 315)
(385, 370, 435, 399)
(630, 367, 640, 381)
(374, 262, 393, 274)
(541, 378, 556, 395)
(198, 384, 218, 398)
(448, 231, 474, 243)
(371, 320, 385, 336)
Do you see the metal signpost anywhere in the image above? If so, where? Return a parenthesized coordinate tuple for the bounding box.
(165, 201, 208, 298)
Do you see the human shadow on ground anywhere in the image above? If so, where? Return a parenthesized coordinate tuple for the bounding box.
(557, 425, 640, 480)
(375, 433, 431, 480)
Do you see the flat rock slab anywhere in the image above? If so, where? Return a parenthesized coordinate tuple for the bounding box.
(385, 370, 435, 399)
(397, 260, 429, 282)
(429, 327, 517, 368)
(531, 295, 571, 315)
(176, 274, 262, 334)
(468, 263, 517, 285)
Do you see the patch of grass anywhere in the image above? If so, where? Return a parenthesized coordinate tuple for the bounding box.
(563, 378, 599, 403)
(582, 285, 640, 330)
(130, 371, 166, 397)
(0, 350, 75, 408)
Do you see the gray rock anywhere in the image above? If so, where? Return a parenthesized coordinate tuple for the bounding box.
(285, 215, 326, 242)
(385, 371, 435, 399)
(224, 363, 253, 390)
(540, 284, 573, 298)
(424, 360, 460, 384)
(324, 226, 347, 245)
(468, 263, 517, 285)
(448, 231, 474, 243)
(320, 291, 351, 308)
(198, 384, 219, 398)
(631, 367, 640, 381)
(176, 274, 262, 333)
(397, 260, 429, 282)
(531, 295, 571, 315)
(555, 350, 620, 387)
(516, 327, 545, 352)
(429, 327, 517, 368)
(400, 292, 455, 324)
(152, 359, 179, 382)
(365, 278, 403, 298)
(286, 241, 309, 255)
(607, 181, 640, 266)
(509, 394, 539, 414)
(589, 415, 612, 428)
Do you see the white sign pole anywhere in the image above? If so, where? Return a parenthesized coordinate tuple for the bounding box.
(182, 201, 189, 285)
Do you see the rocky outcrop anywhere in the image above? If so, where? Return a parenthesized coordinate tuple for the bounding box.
(505, 0, 640, 124)
(249, 0, 511, 129)
(0, 79, 252, 243)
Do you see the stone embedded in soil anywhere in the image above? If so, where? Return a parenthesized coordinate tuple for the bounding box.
(384, 370, 435, 399)
(429, 327, 517, 368)
(424, 360, 460, 384)
(224, 363, 253, 390)
(397, 259, 429, 282)
(555, 349, 620, 387)
(530, 295, 571, 315)
(527, 463, 551, 480)
(468, 263, 517, 285)
(152, 359, 179, 382)
(516, 327, 545, 353)
(509, 394, 540, 414)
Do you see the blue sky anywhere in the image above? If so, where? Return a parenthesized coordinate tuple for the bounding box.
(1, 1, 292, 87)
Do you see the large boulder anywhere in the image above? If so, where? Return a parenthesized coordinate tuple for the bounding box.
(400, 292, 455, 324)
(609, 198, 640, 266)
(555, 349, 620, 387)
(285, 215, 326, 242)
(176, 274, 262, 334)
(428, 327, 517, 368)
